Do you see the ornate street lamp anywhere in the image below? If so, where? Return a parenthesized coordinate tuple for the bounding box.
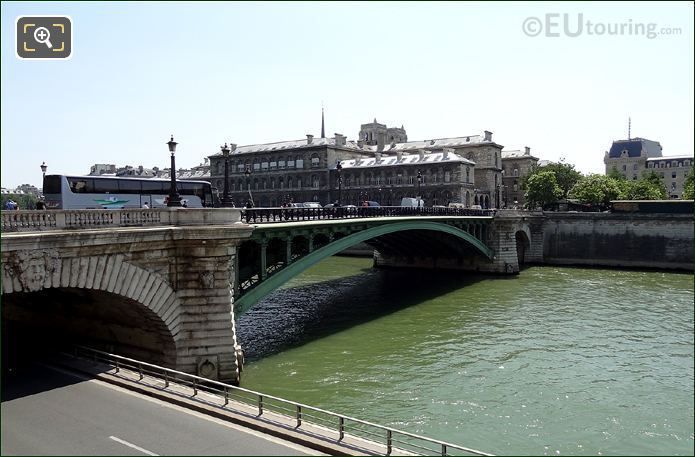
(416, 170, 423, 208)
(336, 161, 343, 206)
(220, 143, 234, 207)
(40, 161, 47, 179)
(244, 167, 254, 207)
(167, 135, 182, 207)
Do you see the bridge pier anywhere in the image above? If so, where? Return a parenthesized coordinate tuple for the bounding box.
(1, 209, 254, 384)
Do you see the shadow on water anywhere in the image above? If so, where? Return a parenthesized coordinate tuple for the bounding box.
(237, 265, 505, 361)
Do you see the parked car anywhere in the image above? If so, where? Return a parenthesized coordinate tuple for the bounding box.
(361, 201, 380, 207)
(302, 202, 322, 208)
(470, 204, 483, 210)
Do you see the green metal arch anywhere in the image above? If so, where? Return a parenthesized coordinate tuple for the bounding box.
(234, 221, 493, 315)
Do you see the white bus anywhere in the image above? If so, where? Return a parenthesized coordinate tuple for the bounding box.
(42, 174, 216, 209)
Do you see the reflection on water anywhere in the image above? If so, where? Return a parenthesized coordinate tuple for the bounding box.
(237, 257, 694, 456)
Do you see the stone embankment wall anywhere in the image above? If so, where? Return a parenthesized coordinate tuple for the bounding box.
(542, 212, 693, 271)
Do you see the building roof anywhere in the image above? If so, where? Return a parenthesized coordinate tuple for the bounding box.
(502, 149, 539, 160)
(607, 138, 662, 159)
(335, 150, 475, 170)
(209, 133, 497, 157)
(646, 155, 693, 162)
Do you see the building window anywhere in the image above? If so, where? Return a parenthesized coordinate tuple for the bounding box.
(632, 175, 637, 180)
(278, 160, 286, 169)
(622, 165, 627, 171)
(513, 168, 519, 177)
(466, 166, 470, 182)
(312, 175, 320, 189)
(270, 161, 277, 170)
(310, 154, 320, 168)
(633, 164, 638, 170)
(513, 183, 518, 192)
(444, 171, 451, 183)
(296, 159, 304, 169)
(261, 161, 269, 171)
(672, 172, 677, 178)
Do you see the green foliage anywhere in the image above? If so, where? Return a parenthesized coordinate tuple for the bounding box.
(618, 179, 666, 200)
(569, 174, 621, 208)
(520, 160, 582, 198)
(607, 167, 625, 181)
(1, 193, 38, 210)
(524, 171, 563, 209)
(683, 172, 695, 200)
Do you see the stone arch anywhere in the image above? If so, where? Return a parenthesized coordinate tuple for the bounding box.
(2, 252, 184, 364)
(514, 228, 532, 266)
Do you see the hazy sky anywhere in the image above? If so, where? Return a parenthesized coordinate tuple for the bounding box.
(2, 1, 693, 188)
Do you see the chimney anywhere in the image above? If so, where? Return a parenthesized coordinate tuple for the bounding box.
(524, 146, 530, 155)
(396, 151, 403, 162)
(335, 133, 346, 147)
(419, 150, 425, 161)
(374, 151, 381, 162)
(443, 148, 454, 160)
(484, 130, 493, 142)
(306, 134, 314, 145)
(376, 131, 385, 150)
(230, 143, 237, 152)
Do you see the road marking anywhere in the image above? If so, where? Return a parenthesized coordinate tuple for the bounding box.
(109, 436, 158, 456)
(40, 363, 324, 455)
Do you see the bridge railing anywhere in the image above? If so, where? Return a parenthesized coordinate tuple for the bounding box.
(1, 208, 242, 232)
(242, 206, 495, 224)
(70, 346, 492, 456)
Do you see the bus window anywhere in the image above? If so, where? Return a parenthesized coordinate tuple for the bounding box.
(93, 178, 119, 194)
(68, 178, 94, 193)
(141, 180, 168, 193)
(118, 180, 142, 194)
(43, 175, 62, 194)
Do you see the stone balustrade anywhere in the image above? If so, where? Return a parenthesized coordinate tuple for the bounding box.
(1, 208, 243, 232)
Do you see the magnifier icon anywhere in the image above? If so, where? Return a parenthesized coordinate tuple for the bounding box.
(33, 27, 53, 49)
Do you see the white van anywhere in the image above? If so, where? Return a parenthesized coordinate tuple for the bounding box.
(302, 202, 322, 208)
(401, 197, 424, 207)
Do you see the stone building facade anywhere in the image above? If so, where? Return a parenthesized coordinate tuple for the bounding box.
(207, 122, 505, 208)
(603, 137, 693, 198)
(501, 147, 539, 207)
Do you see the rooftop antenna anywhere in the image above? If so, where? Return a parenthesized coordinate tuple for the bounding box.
(321, 102, 325, 139)
(628, 117, 631, 140)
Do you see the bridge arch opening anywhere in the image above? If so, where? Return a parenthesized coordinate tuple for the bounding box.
(515, 230, 531, 266)
(2, 288, 177, 370)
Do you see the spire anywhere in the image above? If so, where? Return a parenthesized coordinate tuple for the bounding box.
(628, 117, 631, 140)
(321, 105, 325, 138)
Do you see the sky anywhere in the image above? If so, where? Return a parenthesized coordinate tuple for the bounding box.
(1, 1, 693, 188)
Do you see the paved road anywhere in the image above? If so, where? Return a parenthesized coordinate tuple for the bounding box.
(1, 363, 322, 456)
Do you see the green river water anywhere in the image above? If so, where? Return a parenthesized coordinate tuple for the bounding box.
(237, 257, 694, 456)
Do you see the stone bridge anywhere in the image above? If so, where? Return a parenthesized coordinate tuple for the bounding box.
(1, 208, 541, 383)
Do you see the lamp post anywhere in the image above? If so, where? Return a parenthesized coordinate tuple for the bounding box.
(336, 161, 343, 206)
(220, 143, 234, 207)
(166, 135, 182, 207)
(244, 168, 254, 207)
(40, 161, 47, 179)
(416, 170, 423, 207)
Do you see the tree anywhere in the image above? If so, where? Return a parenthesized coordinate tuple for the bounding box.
(525, 171, 562, 209)
(683, 172, 695, 200)
(521, 160, 582, 198)
(641, 170, 667, 198)
(607, 167, 624, 181)
(569, 174, 621, 209)
(619, 180, 667, 200)
(1, 193, 38, 210)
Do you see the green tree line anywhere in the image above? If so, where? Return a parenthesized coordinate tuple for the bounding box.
(521, 161, 693, 210)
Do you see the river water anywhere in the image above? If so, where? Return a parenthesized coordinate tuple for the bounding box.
(237, 257, 694, 456)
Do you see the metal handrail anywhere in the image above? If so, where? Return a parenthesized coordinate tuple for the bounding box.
(241, 206, 495, 224)
(70, 346, 492, 456)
